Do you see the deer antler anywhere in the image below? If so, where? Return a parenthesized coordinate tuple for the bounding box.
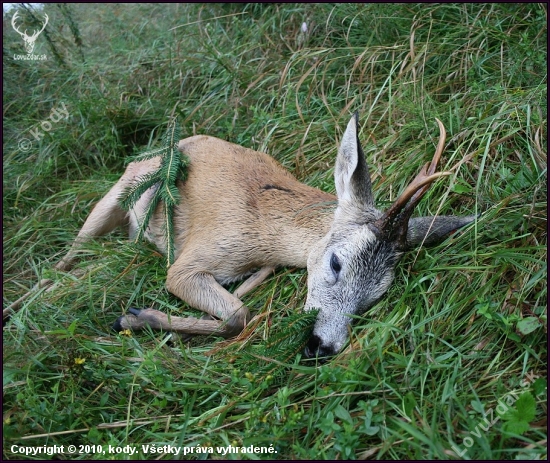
(371, 118, 451, 249)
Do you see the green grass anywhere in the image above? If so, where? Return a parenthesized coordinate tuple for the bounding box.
(3, 3, 547, 460)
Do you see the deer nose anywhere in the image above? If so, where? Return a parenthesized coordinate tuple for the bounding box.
(304, 334, 334, 361)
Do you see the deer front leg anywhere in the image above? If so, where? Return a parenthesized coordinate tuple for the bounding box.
(115, 266, 251, 338)
(234, 266, 275, 298)
(114, 307, 226, 335)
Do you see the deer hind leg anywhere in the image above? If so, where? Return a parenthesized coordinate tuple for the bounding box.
(56, 183, 128, 272)
(114, 254, 252, 338)
(5, 183, 128, 320)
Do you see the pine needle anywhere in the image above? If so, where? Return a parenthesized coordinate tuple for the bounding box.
(218, 310, 318, 382)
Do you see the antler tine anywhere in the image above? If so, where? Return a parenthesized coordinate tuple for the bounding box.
(402, 117, 447, 208)
(371, 119, 450, 246)
(428, 118, 446, 176)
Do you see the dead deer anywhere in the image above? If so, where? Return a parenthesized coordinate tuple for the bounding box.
(9, 114, 476, 358)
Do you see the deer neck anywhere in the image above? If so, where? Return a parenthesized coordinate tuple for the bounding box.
(257, 183, 336, 268)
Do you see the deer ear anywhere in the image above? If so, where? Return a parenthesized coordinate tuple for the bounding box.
(406, 215, 478, 248)
(334, 113, 373, 209)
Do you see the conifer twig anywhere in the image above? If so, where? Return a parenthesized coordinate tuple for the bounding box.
(119, 118, 189, 267)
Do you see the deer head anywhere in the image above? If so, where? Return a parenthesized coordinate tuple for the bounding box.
(304, 114, 475, 358)
(12, 10, 49, 54)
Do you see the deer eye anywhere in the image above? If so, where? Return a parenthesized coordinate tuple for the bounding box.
(330, 253, 341, 278)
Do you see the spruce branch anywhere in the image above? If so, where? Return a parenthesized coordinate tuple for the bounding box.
(217, 310, 318, 382)
(118, 172, 158, 211)
(119, 118, 189, 267)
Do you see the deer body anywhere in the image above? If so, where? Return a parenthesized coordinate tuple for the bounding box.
(52, 115, 476, 357)
(57, 135, 335, 336)
(164, 136, 336, 279)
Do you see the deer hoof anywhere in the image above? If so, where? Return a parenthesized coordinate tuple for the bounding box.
(112, 307, 142, 332)
(112, 316, 126, 332)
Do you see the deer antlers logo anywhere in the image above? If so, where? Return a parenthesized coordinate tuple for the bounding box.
(11, 11, 49, 54)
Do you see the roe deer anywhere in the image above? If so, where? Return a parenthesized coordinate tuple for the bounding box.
(18, 114, 477, 358)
